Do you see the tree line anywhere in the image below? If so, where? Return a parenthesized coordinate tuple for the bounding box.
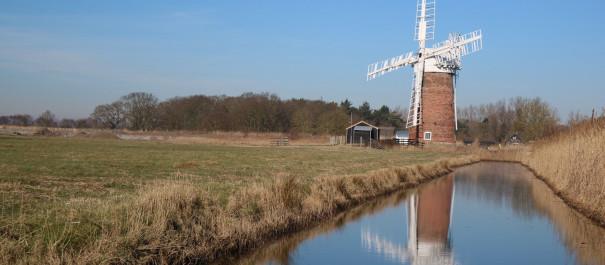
(0, 92, 405, 135)
(0, 111, 96, 129)
(91, 92, 405, 134)
(456, 97, 561, 142)
(3, 92, 589, 142)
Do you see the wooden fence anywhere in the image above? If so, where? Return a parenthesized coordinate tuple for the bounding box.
(271, 137, 289, 146)
(394, 139, 424, 147)
(329, 136, 346, 145)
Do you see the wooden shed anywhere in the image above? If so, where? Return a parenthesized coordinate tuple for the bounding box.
(346, 121, 380, 145)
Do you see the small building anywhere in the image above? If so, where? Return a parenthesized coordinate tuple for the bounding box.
(346, 121, 380, 145)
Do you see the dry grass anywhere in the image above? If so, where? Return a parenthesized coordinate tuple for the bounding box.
(110, 156, 473, 264)
(481, 118, 605, 226)
(0, 135, 474, 264)
(0, 151, 475, 262)
(226, 187, 417, 265)
(523, 119, 605, 224)
(0, 125, 329, 146)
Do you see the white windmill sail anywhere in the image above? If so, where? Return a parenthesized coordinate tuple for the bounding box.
(366, 0, 482, 134)
(415, 0, 436, 47)
(367, 53, 417, 81)
(405, 0, 434, 129)
(406, 63, 424, 128)
(430, 30, 483, 68)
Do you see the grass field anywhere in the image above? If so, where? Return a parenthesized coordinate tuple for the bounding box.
(0, 135, 454, 206)
(0, 135, 462, 264)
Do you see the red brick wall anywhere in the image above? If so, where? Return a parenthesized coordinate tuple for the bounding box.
(417, 174, 453, 242)
(409, 72, 456, 144)
(409, 124, 422, 142)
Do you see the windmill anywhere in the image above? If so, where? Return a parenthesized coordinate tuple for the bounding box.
(367, 0, 483, 144)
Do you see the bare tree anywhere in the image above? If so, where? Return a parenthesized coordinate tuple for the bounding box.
(316, 109, 349, 134)
(59, 119, 77, 128)
(121, 92, 158, 131)
(457, 97, 559, 142)
(91, 101, 125, 129)
(291, 109, 314, 133)
(513, 97, 558, 141)
(393, 107, 408, 122)
(75, 118, 96, 128)
(35, 110, 56, 127)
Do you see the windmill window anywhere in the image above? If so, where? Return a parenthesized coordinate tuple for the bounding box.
(424, 132, 432, 141)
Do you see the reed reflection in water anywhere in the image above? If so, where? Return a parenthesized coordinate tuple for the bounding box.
(227, 162, 605, 265)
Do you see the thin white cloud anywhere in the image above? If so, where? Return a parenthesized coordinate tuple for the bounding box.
(167, 9, 218, 25)
(0, 25, 251, 93)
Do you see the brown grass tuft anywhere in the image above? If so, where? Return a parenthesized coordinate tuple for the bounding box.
(0, 135, 477, 264)
(105, 156, 476, 264)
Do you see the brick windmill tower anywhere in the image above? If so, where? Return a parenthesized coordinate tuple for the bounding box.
(367, 0, 483, 144)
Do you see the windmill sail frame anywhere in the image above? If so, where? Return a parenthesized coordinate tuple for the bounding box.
(366, 0, 482, 131)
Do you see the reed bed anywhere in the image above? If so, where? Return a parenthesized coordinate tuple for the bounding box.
(481, 118, 605, 226)
(523, 119, 605, 225)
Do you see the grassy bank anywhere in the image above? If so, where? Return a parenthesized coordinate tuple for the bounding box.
(481, 119, 605, 226)
(0, 135, 474, 264)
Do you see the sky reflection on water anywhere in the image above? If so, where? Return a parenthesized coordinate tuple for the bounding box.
(228, 162, 605, 265)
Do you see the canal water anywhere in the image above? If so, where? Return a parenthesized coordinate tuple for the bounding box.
(231, 162, 605, 265)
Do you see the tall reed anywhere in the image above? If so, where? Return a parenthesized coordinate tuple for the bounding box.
(480, 118, 605, 225)
(522, 119, 605, 224)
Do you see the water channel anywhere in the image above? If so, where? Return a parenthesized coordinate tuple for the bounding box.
(229, 162, 605, 265)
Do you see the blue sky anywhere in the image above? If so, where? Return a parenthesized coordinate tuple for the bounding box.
(1, 0, 604, 119)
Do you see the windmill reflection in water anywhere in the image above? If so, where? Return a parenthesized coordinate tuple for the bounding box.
(362, 175, 455, 265)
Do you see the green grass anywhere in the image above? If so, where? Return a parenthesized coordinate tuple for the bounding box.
(0, 135, 457, 262)
(0, 135, 454, 206)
